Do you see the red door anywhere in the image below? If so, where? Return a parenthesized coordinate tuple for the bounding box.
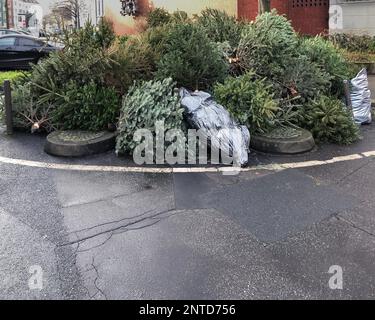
(287, 0, 329, 35)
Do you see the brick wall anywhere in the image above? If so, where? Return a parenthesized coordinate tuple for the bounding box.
(288, 0, 329, 35)
(237, 0, 258, 20)
(237, 0, 329, 35)
(237, 0, 287, 20)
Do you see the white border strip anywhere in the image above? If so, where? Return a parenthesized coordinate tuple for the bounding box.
(0, 151, 373, 173)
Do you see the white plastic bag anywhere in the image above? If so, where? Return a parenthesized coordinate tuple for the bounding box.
(350, 68, 372, 124)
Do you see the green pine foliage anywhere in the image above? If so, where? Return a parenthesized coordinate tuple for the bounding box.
(95, 17, 116, 49)
(106, 31, 161, 95)
(214, 71, 279, 134)
(7, 8, 361, 146)
(196, 8, 243, 47)
(146, 8, 172, 28)
(301, 96, 360, 145)
(116, 78, 184, 154)
(10, 21, 120, 132)
(280, 55, 330, 102)
(299, 37, 353, 96)
(171, 11, 190, 23)
(156, 22, 228, 90)
(6, 82, 55, 132)
(50, 81, 120, 131)
(237, 10, 298, 80)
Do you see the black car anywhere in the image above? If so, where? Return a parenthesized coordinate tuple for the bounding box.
(0, 34, 59, 70)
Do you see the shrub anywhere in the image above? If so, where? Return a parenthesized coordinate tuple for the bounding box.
(237, 12, 336, 103)
(29, 22, 114, 102)
(107, 32, 160, 95)
(300, 36, 352, 96)
(147, 8, 171, 28)
(0, 71, 27, 84)
(116, 78, 184, 154)
(68, 19, 116, 50)
(329, 33, 375, 53)
(7, 21, 120, 132)
(156, 23, 228, 90)
(237, 10, 298, 79)
(50, 81, 120, 131)
(300, 96, 360, 145)
(343, 51, 375, 64)
(196, 8, 243, 47)
(214, 71, 279, 133)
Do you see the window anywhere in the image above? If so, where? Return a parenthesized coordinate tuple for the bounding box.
(19, 38, 43, 47)
(0, 37, 16, 46)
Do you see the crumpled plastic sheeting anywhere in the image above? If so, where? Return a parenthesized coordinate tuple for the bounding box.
(180, 88, 250, 166)
(351, 68, 372, 124)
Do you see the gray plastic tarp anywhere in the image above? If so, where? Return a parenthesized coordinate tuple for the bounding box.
(179, 88, 250, 166)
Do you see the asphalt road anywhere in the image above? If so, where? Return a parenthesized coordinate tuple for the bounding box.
(0, 124, 375, 299)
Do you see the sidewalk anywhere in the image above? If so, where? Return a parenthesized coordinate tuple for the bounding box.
(0, 124, 374, 299)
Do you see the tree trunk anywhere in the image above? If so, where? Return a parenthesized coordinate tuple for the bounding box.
(259, 0, 271, 14)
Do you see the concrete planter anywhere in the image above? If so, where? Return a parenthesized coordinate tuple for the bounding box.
(44, 130, 117, 157)
(251, 128, 315, 155)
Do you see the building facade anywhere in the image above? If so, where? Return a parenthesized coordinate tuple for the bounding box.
(330, 0, 375, 35)
(103, 0, 329, 36)
(94, 0, 374, 36)
(105, 0, 237, 34)
(12, 0, 40, 29)
(0, 0, 7, 27)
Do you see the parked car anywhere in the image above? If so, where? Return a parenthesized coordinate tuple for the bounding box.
(0, 34, 60, 70)
(0, 29, 22, 36)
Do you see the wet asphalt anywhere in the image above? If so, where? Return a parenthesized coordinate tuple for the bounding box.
(0, 124, 375, 299)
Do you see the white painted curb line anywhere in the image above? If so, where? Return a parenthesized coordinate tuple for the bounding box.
(0, 151, 374, 173)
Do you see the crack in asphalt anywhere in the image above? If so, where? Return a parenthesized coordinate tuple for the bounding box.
(61, 188, 150, 209)
(67, 207, 159, 236)
(76, 214, 181, 253)
(77, 233, 114, 253)
(58, 208, 178, 248)
(90, 257, 107, 300)
(336, 215, 375, 239)
(335, 158, 374, 185)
